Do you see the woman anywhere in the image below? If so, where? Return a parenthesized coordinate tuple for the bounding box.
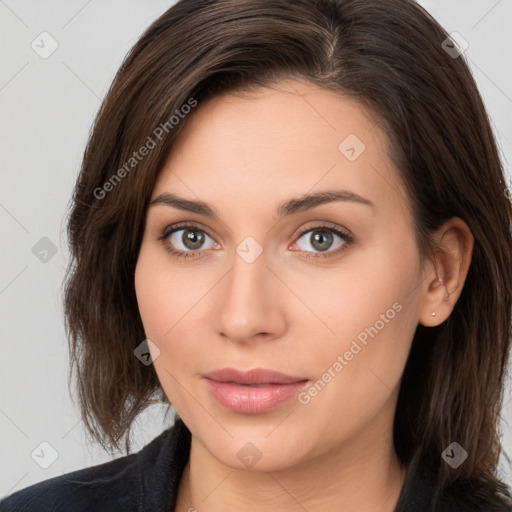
(2, 0, 511, 510)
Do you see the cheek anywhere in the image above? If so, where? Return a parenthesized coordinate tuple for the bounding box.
(135, 241, 193, 339)
(303, 284, 415, 394)
(134, 243, 211, 373)
(299, 233, 419, 350)
(134, 246, 196, 411)
(297, 235, 422, 425)
(134, 246, 168, 341)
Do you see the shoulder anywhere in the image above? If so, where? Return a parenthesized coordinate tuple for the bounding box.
(439, 478, 512, 512)
(0, 426, 177, 512)
(396, 451, 512, 512)
(0, 454, 138, 512)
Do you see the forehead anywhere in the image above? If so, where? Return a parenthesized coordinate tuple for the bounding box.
(152, 80, 406, 217)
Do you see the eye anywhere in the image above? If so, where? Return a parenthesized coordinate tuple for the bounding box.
(158, 223, 219, 260)
(158, 221, 353, 261)
(291, 223, 353, 259)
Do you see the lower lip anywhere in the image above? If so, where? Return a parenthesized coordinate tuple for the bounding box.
(204, 378, 309, 414)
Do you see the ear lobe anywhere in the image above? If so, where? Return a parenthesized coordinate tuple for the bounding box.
(418, 217, 474, 327)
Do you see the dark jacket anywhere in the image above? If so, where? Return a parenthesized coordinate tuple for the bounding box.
(1, 418, 511, 511)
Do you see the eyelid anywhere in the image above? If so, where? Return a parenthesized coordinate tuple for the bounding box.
(294, 220, 353, 239)
(160, 220, 216, 241)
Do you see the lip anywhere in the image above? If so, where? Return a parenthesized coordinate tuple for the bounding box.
(203, 367, 307, 385)
(202, 367, 309, 414)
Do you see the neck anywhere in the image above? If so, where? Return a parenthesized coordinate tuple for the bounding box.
(175, 413, 406, 512)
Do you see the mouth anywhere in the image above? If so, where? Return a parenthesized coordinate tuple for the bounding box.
(202, 367, 307, 385)
(202, 367, 309, 414)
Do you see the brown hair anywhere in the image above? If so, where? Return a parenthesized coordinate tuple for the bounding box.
(63, 0, 512, 501)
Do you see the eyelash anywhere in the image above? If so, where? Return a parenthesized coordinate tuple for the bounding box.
(157, 221, 354, 261)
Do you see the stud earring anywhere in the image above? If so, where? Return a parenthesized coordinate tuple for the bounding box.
(431, 312, 436, 317)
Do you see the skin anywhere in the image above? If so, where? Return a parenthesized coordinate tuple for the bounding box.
(134, 79, 473, 512)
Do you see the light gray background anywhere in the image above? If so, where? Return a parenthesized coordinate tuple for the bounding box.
(1, 0, 511, 497)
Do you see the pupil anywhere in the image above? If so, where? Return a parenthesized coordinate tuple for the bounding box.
(312, 231, 332, 252)
(183, 229, 204, 250)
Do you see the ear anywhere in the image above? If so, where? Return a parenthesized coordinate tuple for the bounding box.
(418, 217, 474, 327)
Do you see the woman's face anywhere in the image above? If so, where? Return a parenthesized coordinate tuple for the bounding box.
(135, 79, 429, 471)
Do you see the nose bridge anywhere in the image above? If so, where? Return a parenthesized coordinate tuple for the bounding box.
(214, 238, 284, 341)
(225, 241, 270, 315)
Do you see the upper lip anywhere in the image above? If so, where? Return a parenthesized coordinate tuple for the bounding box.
(202, 367, 307, 385)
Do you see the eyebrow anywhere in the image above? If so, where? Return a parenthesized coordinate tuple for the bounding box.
(149, 189, 375, 220)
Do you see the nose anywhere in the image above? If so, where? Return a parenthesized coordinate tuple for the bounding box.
(212, 244, 287, 345)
